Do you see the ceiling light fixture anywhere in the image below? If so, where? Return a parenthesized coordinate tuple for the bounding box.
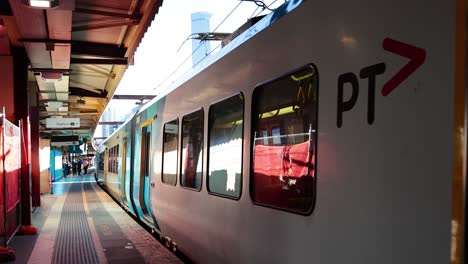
(77, 97, 86, 105)
(22, 0, 59, 9)
(47, 101, 63, 108)
(40, 72, 63, 80)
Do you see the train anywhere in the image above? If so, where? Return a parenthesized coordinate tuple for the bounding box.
(94, 0, 466, 263)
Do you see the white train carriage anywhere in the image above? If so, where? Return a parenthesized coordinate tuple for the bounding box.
(95, 0, 467, 263)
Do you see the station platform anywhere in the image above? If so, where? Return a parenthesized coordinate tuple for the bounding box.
(7, 169, 182, 264)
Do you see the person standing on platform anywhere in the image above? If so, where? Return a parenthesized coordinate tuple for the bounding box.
(83, 159, 89, 174)
(67, 160, 71, 175)
(63, 159, 68, 178)
(72, 159, 77, 175)
(77, 159, 82, 175)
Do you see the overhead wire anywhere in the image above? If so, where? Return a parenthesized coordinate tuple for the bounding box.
(245, 0, 274, 11)
(101, 0, 284, 137)
(148, 0, 281, 95)
(249, 5, 260, 19)
(148, 1, 244, 95)
(251, 0, 281, 18)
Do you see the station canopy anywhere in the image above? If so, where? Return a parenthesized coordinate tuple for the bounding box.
(0, 0, 164, 140)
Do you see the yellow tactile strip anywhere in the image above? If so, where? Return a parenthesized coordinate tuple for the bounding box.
(28, 185, 69, 264)
(90, 183, 183, 264)
(26, 179, 182, 264)
(52, 183, 100, 264)
(83, 182, 145, 263)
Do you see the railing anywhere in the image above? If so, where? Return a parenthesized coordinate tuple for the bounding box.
(0, 107, 22, 247)
(254, 125, 315, 146)
(254, 131, 315, 146)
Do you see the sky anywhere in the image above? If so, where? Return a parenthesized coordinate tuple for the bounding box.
(95, 0, 285, 138)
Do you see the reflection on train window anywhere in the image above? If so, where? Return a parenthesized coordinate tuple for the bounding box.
(162, 119, 179, 185)
(260, 129, 268, 145)
(98, 152, 104, 171)
(121, 139, 127, 177)
(120, 137, 128, 204)
(141, 125, 151, 177)
(180, 109, 204, 190)
(140, 124, 152, 218)
(271, 127, 281, 145)
(108, 145, 119, 174)
(251, 64, 317, 214)
(207, 94, 243, 199)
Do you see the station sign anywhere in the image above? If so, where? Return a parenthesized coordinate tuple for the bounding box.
(51, 136, 80, 147)
(46, 118, 80, 128)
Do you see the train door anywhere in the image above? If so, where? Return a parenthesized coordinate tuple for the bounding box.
(119, 136, 129, 206)
(138, 122, 154, 222)
(96, 151, 105, 182)
(104, 148, 109, 183)
(126, 124, 138, 215)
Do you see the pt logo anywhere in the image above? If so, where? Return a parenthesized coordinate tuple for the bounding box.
(336, 38, 426, 128)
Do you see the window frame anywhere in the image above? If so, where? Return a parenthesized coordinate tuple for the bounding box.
(109, 147, 113, 173)
(107, 145, 119, 174)
(115, 145, 120, 173)
(162, 118, 179, 186)
(121, 136, 127, 177)
(249, 63, 318, 216)
(206, 93, 245, 200)
(179, 108, 204, 192)
(140, 125, 152, 178)
(120, 136, 128, 203)
(138, 121, 153, 219)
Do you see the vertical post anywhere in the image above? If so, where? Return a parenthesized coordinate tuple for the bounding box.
(52, 152, 55, 182)
(49, 148, 53, 195)
(19, 115, 31, 226)
(306, 124, 313, 177)
(29, 107, 40, 207)
(2, 107, 6, 247)
(18, 120, 22, 235)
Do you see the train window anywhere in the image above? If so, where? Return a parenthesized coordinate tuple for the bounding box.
(207, 94, 244, 199)
(251, 64, 317, 215)
(271, 127, 281, 145)
(261, 129, 268, 145)
(107, 145, 119, 174)
(162, 119, 179, 185)
(107, 148, 111, 173)
(120, 137, 128, 203)
(180, 109, 204, 190)
(121, 138, 127, 176)
(98, 152, 104, 171)
(111, 148, 114, 173)
(141, 126, 151, 177)
(110, 147, 114, 173)
(108, 148, 112, 173)
(115, 145, 119, 173)
(111, 147, 114, 173)
(140, 125, 152, 218)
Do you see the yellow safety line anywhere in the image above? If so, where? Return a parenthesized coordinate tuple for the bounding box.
(82, 183, 107, 263)
(82, 183, 90, 216)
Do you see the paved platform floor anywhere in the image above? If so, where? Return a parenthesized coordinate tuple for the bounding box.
(8, 170, 182, 264)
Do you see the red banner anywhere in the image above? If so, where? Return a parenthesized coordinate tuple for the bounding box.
(254, 141, 314, 178)
(0, 120, 21, 213)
